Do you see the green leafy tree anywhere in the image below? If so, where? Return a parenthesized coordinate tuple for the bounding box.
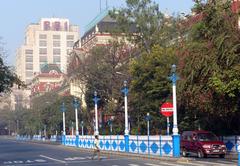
(129, 45, 177, 134)
(178, 0, 240, 134)
(110, 0, 177, 54)
(0, 38, 23, 93)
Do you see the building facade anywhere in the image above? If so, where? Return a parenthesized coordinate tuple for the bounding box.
(16, 18, 79, 84)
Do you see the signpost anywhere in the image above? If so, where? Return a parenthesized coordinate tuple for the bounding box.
(160, 102, 173, 135)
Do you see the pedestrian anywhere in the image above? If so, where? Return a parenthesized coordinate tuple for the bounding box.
(92, 135, 100, 160)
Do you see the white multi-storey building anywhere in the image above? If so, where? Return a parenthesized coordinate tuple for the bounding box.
(16, 18, 79, 84)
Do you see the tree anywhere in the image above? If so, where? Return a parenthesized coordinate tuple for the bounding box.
(129, 45, 177, 134)
(71, 40, 133, 134)
(177, 0, 240, 134)
(0, 38, 23, 93)
(110, 0, 178, 54)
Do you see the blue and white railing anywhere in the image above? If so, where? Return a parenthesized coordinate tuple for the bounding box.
(64, 135, 173, 157)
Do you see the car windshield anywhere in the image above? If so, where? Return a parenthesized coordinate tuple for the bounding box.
(197, 133, 218, 141)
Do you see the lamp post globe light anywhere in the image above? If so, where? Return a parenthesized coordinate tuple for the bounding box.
(73, 97, 80, 147)
(121, 80, 129, 152)
(169, 64, 180, 157)
(60, 102, 66, 145)
(93, 91, 100, 136)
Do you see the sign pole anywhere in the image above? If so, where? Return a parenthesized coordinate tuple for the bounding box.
(167, 117, 169, 136)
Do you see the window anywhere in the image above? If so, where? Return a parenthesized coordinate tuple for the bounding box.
(53, 48, 61, 55)
(25, 64, 33, 70)
(39, 40, 47, 47)
(39, 48, 47, 54)
(25, 55, 33, 62)
(26, 71, 33, 77)
(53, 40, 60, 47)
(67, 41, 74, 47)
(39, 34, 47, 39)
(67, 49, 72, 55)
(53, 56, 61, 63)
(25, 49, 33, 54)
(53, 35, 60, 40)
(67, 35, 74, 40)
(39, 56, 47, 63)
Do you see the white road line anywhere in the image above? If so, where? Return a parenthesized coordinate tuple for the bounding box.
(158, 162, 183, 166)
(40, 155, 66, 163)
(128, 164, 140, 166)
(195, 160, 232, 166)
(216, 160, 236, 165)
(144, 163, 160, 166)
(177, 162, 204, 166)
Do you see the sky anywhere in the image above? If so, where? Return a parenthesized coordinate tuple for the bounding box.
(0, 0, 194, 66)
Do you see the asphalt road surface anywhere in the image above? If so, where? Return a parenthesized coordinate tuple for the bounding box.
(0, 137, 238, 166)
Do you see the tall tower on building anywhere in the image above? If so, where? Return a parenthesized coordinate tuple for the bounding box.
(16, 18, 79, 84)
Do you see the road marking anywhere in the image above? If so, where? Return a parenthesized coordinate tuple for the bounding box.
(145, 163, 160, 166)
(40, 155, 66, 163)
(177, 161, 204, 166)
(216, 160, 236, 165)
(195, 160, 233, 166)
(157, 162, 183, 166)
(128, 164, 140, 166)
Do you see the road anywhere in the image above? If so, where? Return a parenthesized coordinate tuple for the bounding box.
(0, 137, 238, 166)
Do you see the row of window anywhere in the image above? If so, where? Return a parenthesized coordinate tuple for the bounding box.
(25, 49, 71, 63)
(39, 40, 74, 47)
(26, 56, 61, 63)
(39, 34, 74, 40)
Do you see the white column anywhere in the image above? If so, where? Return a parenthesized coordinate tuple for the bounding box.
(75, 108, 79, 135)
(172, 84, 178, 135)
(63, 112, 66, 135)
(124, 94, 129, 135)
(95, 103, 99, 135)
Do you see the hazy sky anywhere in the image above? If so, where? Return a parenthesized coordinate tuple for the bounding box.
(0, 0, 194, 66)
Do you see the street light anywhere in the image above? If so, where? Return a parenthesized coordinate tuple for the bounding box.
(60, 102, 66, 145)
(81, 121, 84, 136)
(169, 64, 180, 157)
(73, 97, 80, 147)
(121, 80, 129, 152)
(93, 91, 100, 136)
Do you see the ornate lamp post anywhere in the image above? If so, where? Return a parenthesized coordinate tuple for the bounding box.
(169, 64, 180, 157)
(93, 91, 100, 136)
(121, 80, 129, 152)
(60, 102, 66, 145)
(73, 97, 80, 147)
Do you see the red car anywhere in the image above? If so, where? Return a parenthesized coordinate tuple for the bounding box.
(181, 130, 226, 158)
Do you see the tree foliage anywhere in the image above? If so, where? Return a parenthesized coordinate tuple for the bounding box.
(0, 39, 24, 94)
(178, 0, 240, 134)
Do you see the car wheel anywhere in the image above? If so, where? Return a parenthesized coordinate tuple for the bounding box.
(182, 148, 188, 157)
(219, 154, 225, 158)
(197, 150, 205, 158)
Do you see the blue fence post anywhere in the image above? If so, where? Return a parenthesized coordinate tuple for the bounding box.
(125, 135, 129, 152)
(173, 135, 180, 157)
(159, 135, 162, 157)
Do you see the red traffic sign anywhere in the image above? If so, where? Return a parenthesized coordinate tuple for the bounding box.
(160, 102, 173, 117)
